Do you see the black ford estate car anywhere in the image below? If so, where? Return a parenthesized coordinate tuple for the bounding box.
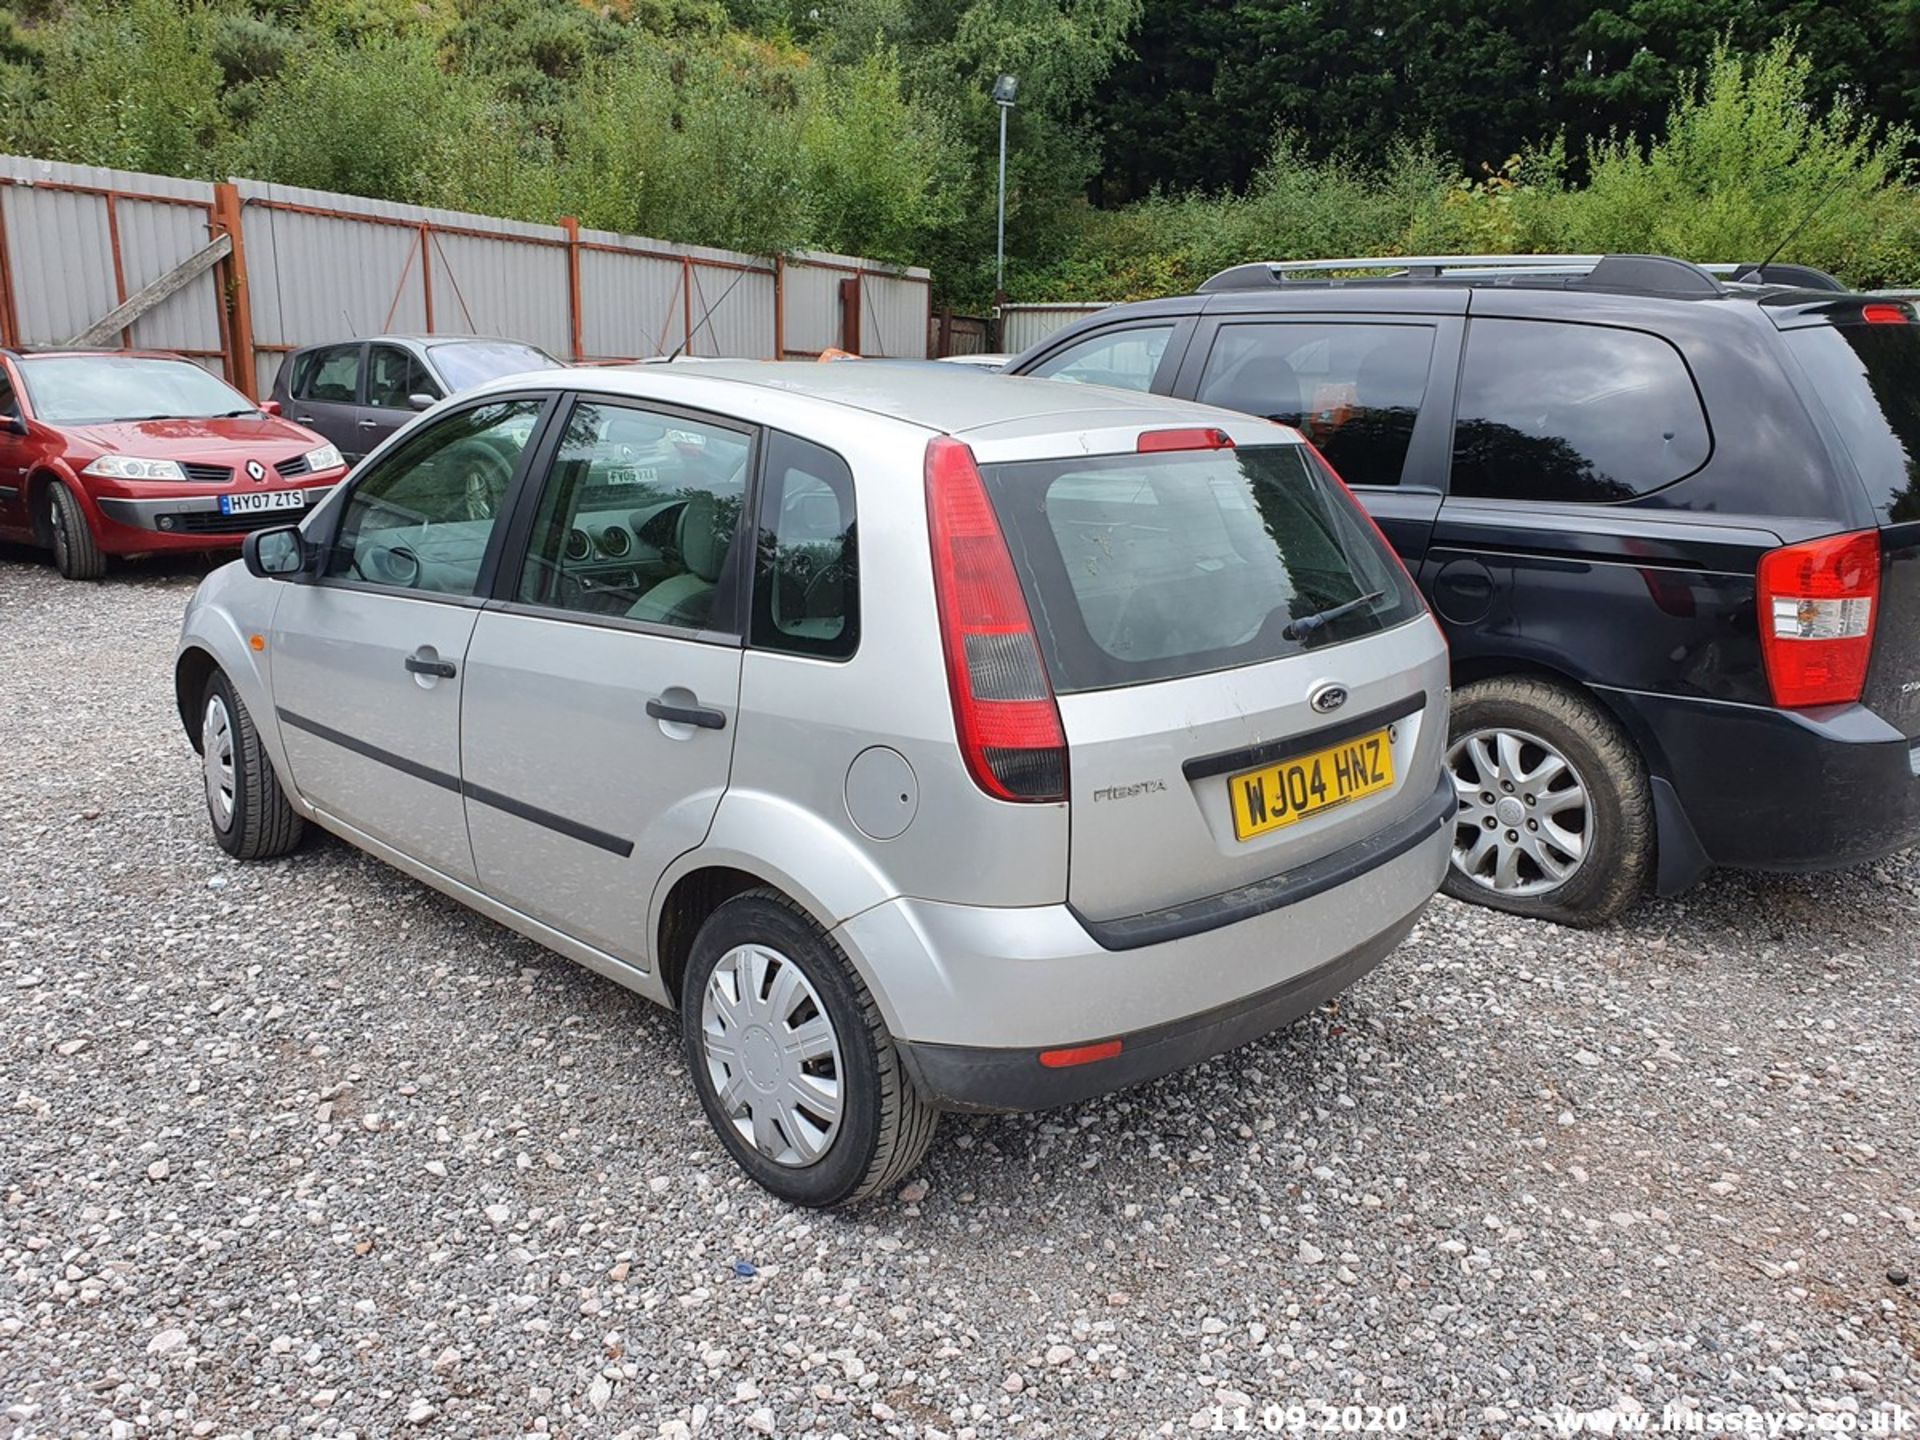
(1011, 254, 1920, 925)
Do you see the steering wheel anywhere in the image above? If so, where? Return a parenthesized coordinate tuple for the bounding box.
(444, 440, 514, 521)
(362, 543, 421, 588)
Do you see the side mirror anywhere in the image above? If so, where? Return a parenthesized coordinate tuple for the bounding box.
(243, 524, 308, 580)
(407, 392, 436, 412)
(259, 399, 282, 418)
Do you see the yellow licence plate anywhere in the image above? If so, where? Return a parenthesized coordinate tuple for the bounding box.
(1229, 728, 1395, 841)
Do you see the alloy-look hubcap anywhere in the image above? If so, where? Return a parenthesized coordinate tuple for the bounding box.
(202, 695, 237, 832)
(700, 944, 844, 1167)
(1446, 726, 1590, 896)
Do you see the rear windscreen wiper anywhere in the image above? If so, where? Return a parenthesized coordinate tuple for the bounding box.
(1283, 590, 1384, 642)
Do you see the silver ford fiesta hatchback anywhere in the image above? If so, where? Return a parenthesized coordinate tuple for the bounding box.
(174, 361, 1454, 1206)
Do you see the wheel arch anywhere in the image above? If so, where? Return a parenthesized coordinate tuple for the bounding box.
(175, 645, 220, 753)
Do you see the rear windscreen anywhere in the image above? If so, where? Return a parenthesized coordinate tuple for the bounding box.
(1784, 323, 1920, 524)
(981, 443, 1423, 693)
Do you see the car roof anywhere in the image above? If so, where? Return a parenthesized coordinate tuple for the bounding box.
(475, 358, 1282, 444)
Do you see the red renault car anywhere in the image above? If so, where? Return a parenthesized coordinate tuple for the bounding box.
(0, 349, 349, 579)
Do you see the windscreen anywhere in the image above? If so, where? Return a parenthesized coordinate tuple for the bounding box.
(429, 340, 557, 392)
(1784, 322, 1920, 524)
(19, 356, 253, 424)
(981, 443, 1423, 693)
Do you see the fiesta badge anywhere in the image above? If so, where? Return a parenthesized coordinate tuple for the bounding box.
(245, 459, 267, 482)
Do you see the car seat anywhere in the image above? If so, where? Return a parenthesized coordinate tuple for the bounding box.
(628, 491, 729, 627)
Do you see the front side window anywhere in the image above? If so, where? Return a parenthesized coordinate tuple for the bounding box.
(1450, 319, 1712, 503)
(981, 443, 1423, 692)
(1028, 325, 1173, 391)
(296, 345, 362, 404)
(325, 398, 543, 595)
(17, 356, 254, 423)
(517, 400, 752, 633)
(751, 432, 858, 658)
(366, 345, 436, 410)
(1195, 322, 1435, 487)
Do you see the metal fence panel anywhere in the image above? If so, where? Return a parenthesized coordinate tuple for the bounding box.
(0, 152, 936, 402)
(0, 155, 223, 371)
(577, 233, 689, 359)
(998, 303, 1111, 355)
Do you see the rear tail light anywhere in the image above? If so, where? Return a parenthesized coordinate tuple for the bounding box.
(1756, 529, 1880, 708)
(925, 436, 1068, 802)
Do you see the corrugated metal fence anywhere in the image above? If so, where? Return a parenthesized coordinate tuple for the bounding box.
(0, 154, 932, 398)
(998, 303, 1112, 355)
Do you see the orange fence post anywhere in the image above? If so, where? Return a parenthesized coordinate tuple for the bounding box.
(681, 256, 694, 356)
(773, 255, 785, 359)
(419, 223, 435, 332)
(561, 216, 585, 362)
(211, 182, 257, 398)
(838, 276, 861, 355)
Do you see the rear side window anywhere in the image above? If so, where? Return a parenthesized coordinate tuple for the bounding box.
(1195, 322, 1435, 487)
(1027, 325, 1172, 391)
(295, 345, 362, 404)
(1783, 322, 1920, 524)
(752, 432, 858, 659)
(1451, 319, 1711, 503)
(982, 443, 1423, 692)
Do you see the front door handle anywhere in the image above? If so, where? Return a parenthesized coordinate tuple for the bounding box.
(646, 698, 726, 730)
(294, 414, 316, 424)
(357, 418, 379, 430)
(405, 655, 456, 679)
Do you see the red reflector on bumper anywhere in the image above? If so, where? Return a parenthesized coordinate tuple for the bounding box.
(1038, 1039, 1123, 1068)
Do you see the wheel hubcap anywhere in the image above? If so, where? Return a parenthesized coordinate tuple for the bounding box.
(700, 945, 844, 1168)
(202, 695, 236, 832)
(1446, 726, 1590, 896)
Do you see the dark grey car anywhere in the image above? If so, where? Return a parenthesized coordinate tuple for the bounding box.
(269, 336, 557, 463)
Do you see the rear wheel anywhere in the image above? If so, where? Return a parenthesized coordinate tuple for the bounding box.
(46, 481, 105, 580)
(682, 889, 936, 1207)
(202, 670, 305, 860)
(1442, 677, 1651, 927)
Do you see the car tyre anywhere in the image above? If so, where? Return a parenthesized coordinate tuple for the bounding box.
(46, 480, 106, 581)
(1442, 676, 1651, 927)
(682, 889, 936, 1207)
(201, 670, 305, 861)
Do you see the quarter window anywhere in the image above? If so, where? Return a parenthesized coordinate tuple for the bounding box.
(325, 398, 543, 594)
(1195, 322, 1435, 488)
(517, 401, 753, 633)
(752, 432, 858, 658)
(0, 367, 17, 421)
(1028, 325, 1173, 391)
(295, 344, 362, 404)
(1451, 319, 1711, 502)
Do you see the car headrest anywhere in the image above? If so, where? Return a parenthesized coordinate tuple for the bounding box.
(676, 491, 729, 583)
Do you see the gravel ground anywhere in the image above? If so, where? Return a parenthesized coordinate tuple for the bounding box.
(2, 549, 1917, 1440)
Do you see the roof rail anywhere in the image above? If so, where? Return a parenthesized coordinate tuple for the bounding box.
(1197, 252, 1727, 298)
(1702, 261, 1848, 292)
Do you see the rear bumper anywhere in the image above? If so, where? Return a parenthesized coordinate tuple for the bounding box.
(834, 774, 1451, 1113)
(1606, 686, 1920, 871)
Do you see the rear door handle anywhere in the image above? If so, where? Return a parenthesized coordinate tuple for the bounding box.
(294, 415, 316, 424)
(405, 655, 456, 678)
(646, 698, 726, 730)
(356, 418, 379, 430)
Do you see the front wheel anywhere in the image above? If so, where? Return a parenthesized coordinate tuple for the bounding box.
(682, 890, 936, 1207)
(1442, 677, 1651, 927)
(201, 670, 306, 860)
(47, 481, 105, 580)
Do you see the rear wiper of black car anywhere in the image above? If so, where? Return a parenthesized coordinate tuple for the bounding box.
(1283, 590, 1384, 642)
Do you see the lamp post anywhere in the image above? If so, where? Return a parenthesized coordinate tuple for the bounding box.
(992, 73, 1018, 302)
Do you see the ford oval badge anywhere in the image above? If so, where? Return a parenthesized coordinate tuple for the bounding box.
(1310, 684, 1348, 714)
